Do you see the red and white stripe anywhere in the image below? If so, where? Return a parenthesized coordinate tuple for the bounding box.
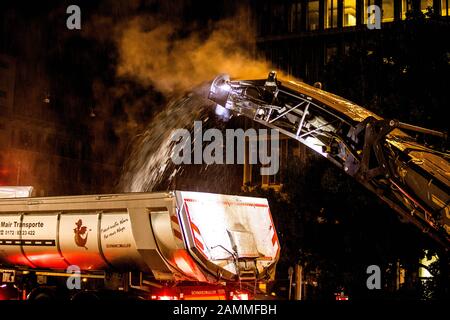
(267, 208, 280, 258)
(170, 209, 185, 249)
(183, 201, 209, 259)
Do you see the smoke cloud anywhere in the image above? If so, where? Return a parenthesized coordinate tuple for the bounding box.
(82, 6, 279, 192)
(111, 9, 275, 192)
(115, 13, 271, 94)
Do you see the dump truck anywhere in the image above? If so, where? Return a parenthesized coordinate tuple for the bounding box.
(0, 189, 280, 300)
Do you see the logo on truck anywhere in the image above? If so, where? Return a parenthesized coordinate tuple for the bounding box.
(73, 219, 89, 250)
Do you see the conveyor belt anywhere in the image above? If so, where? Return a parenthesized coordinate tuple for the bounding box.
(208, 72, 450, 248)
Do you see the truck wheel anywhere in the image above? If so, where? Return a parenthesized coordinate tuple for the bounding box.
(71, 291, 100, 301)
(0, 284, 20, 300)
(27, 288, 55, 301)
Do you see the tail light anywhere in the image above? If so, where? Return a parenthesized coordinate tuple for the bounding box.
(335, 292, 349, 301)
(150, 294, 179, 300)
(230, 291, 249, 300)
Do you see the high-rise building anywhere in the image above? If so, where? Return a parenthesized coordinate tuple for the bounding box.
(251, 0, 450, 82)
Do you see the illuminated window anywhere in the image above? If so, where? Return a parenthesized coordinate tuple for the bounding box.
(364, 0, 393, 23)
(343, 0, 357, 26)
(262, 139, 287, 188)
(419, 251, 438, 278)
(364, 0, 376, 24)
(421, 0, 434, 15)
(402, 0, 412, 19)
(382, 0, 395, 22)
(325, 0, 339, 28)
(443, 0, 450, 15)
(308, 0, 320, 30)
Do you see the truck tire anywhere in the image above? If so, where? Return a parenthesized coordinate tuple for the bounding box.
(27, 288, 55, 301)
(70, 291, 100, 301)
(0, 284, 20, 300)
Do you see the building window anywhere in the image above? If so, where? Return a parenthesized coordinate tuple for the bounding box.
(343, 0, 357, 26)
(325, 0, 339, 28)
(261, 138, 287, 188)
(262, 169, 280, 186)
(308, 0, 320, 30)
(364, 0, 376, 24)
(0, 90, 6, 98)
(382, 0, 395, 22)
(365, 0, 395, 23)
(289, 2, 302, 33)
(443, 0, 449, 15)
(402, 0, 412, 19)
(420, 0, 434, 15)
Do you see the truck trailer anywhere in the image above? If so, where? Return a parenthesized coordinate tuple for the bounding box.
(0, 190, 280, 300)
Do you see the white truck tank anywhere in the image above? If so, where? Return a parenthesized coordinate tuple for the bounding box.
(0, 191, 279, 284)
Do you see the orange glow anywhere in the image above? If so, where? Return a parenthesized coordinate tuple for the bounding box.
(0, 168, 12, 185)
(27, 253, 64, 261)
(5, 254, 35, 268)
(173, 249, 207, 282)
(5, 252, 69, 269)
(24, 253, 68, 269)
(62, 251, 107, 270)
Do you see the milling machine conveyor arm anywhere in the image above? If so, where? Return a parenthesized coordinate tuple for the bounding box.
(208, 72, 450, 248)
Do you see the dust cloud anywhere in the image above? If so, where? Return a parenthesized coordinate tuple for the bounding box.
(113, 10, 272, 192)
(115, 14, 270, 94)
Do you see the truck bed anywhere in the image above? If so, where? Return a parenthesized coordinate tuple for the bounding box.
(0, 191, 279, 284)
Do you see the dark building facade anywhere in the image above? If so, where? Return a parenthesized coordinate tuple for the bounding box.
(0, 53, 120, 196)
(251, 0, 449, 82)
